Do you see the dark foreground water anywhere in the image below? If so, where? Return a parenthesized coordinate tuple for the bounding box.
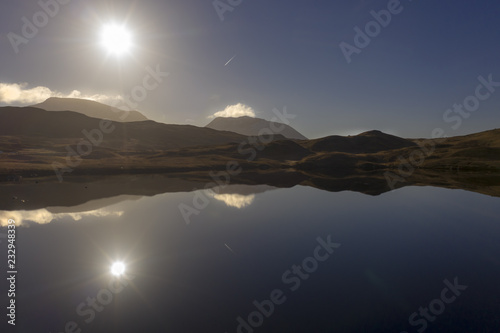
(1, 183, 499, 332)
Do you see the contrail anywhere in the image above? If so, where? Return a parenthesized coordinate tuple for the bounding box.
(224, 243, 236, 255)
(224, 54, 236, 66)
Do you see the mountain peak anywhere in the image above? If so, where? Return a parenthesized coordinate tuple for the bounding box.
(357, 130, 384, 136)
(32, 97, 148, 123)
(206, 116, 307, 140)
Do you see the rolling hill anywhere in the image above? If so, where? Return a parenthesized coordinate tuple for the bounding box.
(1, 105, 499, 184)
(300, 130, 416, 153)
(32, 97, 148, 122)
(0, 106, 247, 150)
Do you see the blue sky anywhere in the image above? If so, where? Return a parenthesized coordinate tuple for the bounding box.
(1, 0, 499, 139)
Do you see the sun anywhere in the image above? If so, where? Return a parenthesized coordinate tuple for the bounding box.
(111, 261, 126, 277)
(100, 24, 132, 56)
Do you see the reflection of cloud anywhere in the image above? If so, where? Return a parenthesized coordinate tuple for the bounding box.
(208, 103, 255, 119)
(0, 82, 122, 106)
(0, 209, 123, 226)
(207, 192, 255, 209)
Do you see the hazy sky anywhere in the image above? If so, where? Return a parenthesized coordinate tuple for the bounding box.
(1, 0, 499, 139)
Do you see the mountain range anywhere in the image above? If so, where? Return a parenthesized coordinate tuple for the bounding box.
(1, 97, 499, 187)
(0, 106, 249, 151)
(32, 98, 309, 140)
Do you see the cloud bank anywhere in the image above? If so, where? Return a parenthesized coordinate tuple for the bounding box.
(209, 103, 256, 118)
(0, 82, 122, 106)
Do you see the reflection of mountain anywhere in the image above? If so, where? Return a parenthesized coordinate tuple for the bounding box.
(210, 184, 276, 196)
(206, 116, 307, 139)
(47, 194, 142, 214)
(0, 183, 276, 225)
(1, 171, 499, 215)
(205, 184, 276, 208)
(0, 174, 206, 211)
(32, 97, 148, 122)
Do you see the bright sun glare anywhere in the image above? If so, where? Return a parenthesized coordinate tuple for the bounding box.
(101, 24, 132, 56)
(111, 261, 126, 276)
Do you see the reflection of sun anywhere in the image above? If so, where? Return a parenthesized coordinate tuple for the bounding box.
(111, 261, 126, 276)
(100, 24, 132, 56)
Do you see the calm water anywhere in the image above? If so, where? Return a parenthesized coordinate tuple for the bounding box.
(1, 183, 499, 332)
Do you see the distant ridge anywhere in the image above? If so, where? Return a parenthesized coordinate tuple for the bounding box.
(301, 130, 416, 154)
(32, 97, 148, 123)
(0, 106, 247, 150)
(206, 116, 307, 140)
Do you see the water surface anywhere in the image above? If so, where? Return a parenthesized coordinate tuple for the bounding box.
(1, 183, 499, 332)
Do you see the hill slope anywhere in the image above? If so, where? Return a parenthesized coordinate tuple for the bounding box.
(301, 130, 417, 154)
(32, 97, 148, 122)
(206, 116, 307, 140)
(0, 106, 246, 150)
(1, 106, 499, 182)
(294, 129, 500, 173)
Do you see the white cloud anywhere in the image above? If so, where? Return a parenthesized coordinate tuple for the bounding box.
(0, 82, 123, 106)
(209, 103, 256, 119)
